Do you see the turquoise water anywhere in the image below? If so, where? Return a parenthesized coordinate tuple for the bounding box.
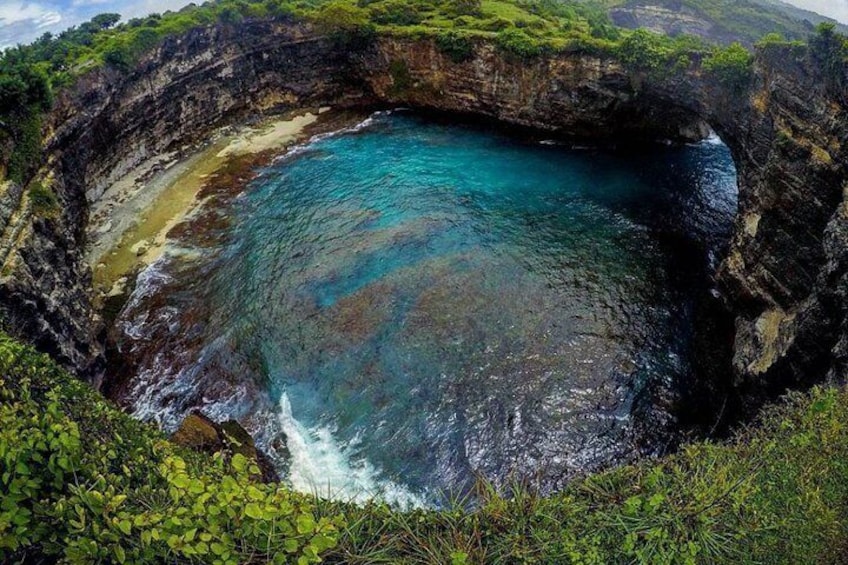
(116, 111, 737, 506)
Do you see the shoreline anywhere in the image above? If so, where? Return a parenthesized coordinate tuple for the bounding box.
(87, 107, 336, 301)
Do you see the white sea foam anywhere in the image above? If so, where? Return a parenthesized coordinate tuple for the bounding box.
(704, 131, 724, 146)
(276, 393, 425, 509)
(271, 110, 392, 164)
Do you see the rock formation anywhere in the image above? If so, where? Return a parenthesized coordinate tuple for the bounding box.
(1, 18, 846, 407)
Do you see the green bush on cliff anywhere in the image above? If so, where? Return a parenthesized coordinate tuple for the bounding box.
(3, 334, 848, 563)
(703, 42, 754, 89)
(809, 22, 848, 93)
(313, 1, 376, 46)
(495, 27, 545, 58)
(368, 0, 424, 26)
(28, 181, 59, 217)
(436, 30, 475, 62)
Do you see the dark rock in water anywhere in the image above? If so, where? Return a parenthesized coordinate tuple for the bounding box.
(172, 411, 280, 483)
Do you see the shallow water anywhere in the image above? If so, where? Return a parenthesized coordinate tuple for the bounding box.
(113, 111, 737, 507)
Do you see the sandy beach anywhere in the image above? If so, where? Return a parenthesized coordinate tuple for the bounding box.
(87, 108, 331, 299)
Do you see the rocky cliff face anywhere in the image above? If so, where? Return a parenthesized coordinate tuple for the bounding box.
(1, 20, 365, 380)
(4, 20, 847, 403)
(358, 37, 848, 400)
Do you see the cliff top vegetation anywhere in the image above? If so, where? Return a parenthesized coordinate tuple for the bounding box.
(3, 0, 845, 185)
(3, 333, 848, 563)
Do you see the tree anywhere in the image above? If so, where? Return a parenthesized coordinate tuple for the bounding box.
(314, 2, 374, 46)
(616, 29, 666, 71)
(91, 13, 122, 30)
(809, 22, 847, 92)
(703, 42, 753, 91)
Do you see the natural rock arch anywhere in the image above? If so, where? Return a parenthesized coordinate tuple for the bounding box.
(4, 19, 847, 401)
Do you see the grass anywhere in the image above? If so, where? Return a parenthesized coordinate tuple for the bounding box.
(1, 334, 848, 563)
(6, 0, 832, 184)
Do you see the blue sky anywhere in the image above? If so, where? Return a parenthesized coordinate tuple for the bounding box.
(1, 0, 847, 48)
(0, 0, 194, 47)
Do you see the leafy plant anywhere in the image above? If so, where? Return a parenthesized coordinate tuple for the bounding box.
(435, 30, 475, 63)
(703, 42, 754, 90)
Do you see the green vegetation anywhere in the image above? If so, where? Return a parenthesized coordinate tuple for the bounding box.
(2, 0, 847, 185)
(2, 334, 848, 563)
(809, 22, 848, 94)
(0, 0, 739, 183)
(3, 5, 848, 559)
(703, 42, 753, 90)
(435, 30, 475, 62)
(596, 0, 828, 46)
(0, 335, 340, 564)
(28, 181, 59, 217)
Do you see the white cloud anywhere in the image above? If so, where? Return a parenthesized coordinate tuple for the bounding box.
(0, 0, 194, 48)
(0, 2, 61, 28)
(782, 0, 848, 24)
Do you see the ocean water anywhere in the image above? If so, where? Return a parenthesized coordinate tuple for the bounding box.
(114, 111, 737, 507)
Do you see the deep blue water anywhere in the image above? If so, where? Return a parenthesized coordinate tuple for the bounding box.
(117, 111, 737, 507)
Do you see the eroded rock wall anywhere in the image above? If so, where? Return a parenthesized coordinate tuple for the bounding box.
(358, 37, 848, 396)
(3, 20, 847, 402)
(1, 20, 364, 380)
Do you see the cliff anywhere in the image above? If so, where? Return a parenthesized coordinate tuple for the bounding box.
(346, 35, 848, 401)
(2, 19, 847, 402)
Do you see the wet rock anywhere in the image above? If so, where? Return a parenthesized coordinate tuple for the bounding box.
(130, 240, 150, 257)
(172, 410, 280, 483)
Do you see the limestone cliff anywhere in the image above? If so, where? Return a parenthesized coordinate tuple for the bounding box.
(358, 36, 848, 398)
(0, 19, 365, 381)
(3, 19, 847, 404)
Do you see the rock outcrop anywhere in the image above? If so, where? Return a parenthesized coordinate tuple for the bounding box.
(358, 37, 848, 399)
(2, 18, 847, 407)
(172, 411, 281, 483)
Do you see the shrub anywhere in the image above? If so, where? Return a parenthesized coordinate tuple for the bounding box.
(103, 44, 134, 71)
(369, 0, 423, 26)
(495, 27, 544, 58)
(703, 42, 754, 90)
(28, 182, 59, 217)
(435, 30, 475, 63)
(809, 22, 848, 92)
(447, 0, 481, 18)
(616, 29, 668, 71)
(313, 1, 375, 47)
(0, 335, 342, 564)
(474, 17, 512, 32)
(5, 110, 44, 184)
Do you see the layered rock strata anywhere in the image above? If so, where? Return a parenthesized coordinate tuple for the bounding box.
(2, 19, 846, 402)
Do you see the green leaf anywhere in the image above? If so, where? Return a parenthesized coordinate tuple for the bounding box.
(231, 453, 248, 473)
(310, 534, 337, 552)
(296, 513, 316, 535)
(118, 519, 132, 535)
(245, 503, 262, 520)
(211, 542, 227, 556)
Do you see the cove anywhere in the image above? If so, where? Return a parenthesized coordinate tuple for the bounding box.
(112, 110, 738, 507)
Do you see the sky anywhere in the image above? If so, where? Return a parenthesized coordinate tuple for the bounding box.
(1, 0, 847, 48)
(0, 0, 195, 47)
(789, 0, 848, 24)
